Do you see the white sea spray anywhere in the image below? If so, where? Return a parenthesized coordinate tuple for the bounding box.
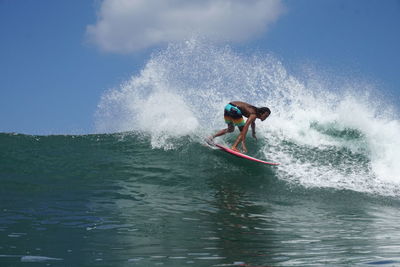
(95, 39, 400, 196)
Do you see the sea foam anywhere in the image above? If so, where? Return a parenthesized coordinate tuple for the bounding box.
(95, 39, 400, 196)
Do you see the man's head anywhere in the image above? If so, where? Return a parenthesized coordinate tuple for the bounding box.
(257, 107, 271, 121)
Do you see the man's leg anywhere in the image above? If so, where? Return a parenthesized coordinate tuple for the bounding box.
(231, 126, 246, 152)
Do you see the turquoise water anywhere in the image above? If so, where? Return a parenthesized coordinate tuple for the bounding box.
(2, 41, 400, 266)
(1, 132, 400, 266)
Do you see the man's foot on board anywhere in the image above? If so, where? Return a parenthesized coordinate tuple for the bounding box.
(231, 147, 240, 153)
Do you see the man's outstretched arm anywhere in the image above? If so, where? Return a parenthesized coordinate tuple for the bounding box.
(251, 121, 256, 139)
(232, 114, 257, 153)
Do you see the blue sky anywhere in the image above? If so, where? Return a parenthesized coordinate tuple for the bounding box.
(1, 0, 399, 134)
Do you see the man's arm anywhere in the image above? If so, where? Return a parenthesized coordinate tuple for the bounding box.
(251, 121, 256, 139)
(232, 114, 257, 153)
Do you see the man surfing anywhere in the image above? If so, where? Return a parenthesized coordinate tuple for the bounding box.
(209, 101, 271, 153)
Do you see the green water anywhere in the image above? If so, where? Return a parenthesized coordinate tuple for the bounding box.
(1, 133, 400, 266)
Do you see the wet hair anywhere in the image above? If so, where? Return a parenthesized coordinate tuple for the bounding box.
(256, 107, 271, 116)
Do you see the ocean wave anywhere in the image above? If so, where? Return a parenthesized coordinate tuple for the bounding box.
(93, 40, 400, 196)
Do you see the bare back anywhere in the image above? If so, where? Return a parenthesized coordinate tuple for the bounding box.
(230, 101, 257, 118)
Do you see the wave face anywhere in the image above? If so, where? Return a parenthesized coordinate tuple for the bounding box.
(1, 131, 400, 265)
(95, 40, 400, 197)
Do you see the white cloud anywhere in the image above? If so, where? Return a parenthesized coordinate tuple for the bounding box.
(86, 0, 285, 53)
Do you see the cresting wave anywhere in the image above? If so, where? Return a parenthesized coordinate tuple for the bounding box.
(95, 39, 400, 196)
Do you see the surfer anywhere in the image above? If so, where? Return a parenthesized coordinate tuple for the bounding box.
(210, 101, 271, 153)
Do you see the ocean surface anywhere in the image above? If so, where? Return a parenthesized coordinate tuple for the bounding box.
(2, 41, 400, 266)
(1, 132, 400, 267)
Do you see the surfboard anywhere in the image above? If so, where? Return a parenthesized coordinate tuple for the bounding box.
(210, 141, 280, 165)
